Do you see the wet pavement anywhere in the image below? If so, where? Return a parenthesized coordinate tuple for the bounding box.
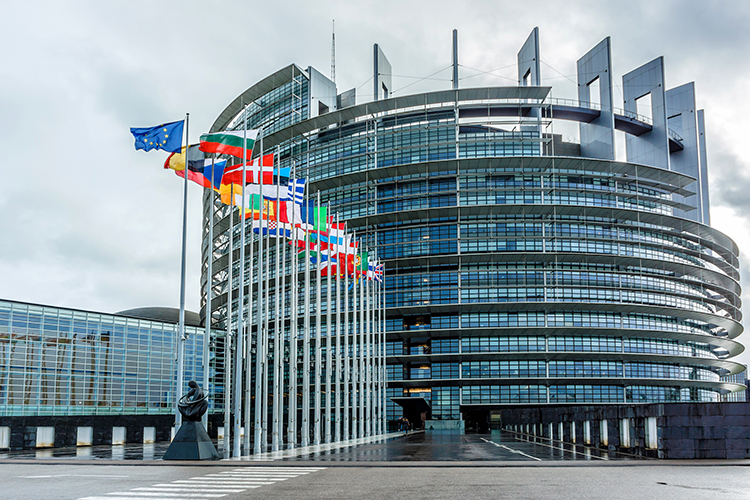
(0, 430, 644, 462)
(277, 430, 643, 462)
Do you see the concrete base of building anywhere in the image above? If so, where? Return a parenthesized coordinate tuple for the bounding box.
(497, 402, 750, 459)
(0, 413, 224, 451)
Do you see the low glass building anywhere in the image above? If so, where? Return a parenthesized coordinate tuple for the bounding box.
(202, 30, 746, 429)
(0, 299, 223, 417)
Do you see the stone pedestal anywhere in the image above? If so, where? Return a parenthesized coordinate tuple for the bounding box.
(162, 421, 219, 460)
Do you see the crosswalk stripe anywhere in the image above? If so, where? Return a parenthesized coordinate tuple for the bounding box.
(152, 484, 247, 490)
(133, 487, 246, 493)
(172, 480, 274, 484)
(214, 473, 299, 477)
(81, 497, 188, 500)
(104, 493, 227, 498)
(79, 465, 326, 500)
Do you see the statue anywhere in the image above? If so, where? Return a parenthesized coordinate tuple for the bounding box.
(178, 380, 208, 421)
(162, 380, 219, 460)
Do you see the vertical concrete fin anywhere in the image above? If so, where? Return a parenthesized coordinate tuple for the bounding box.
(623, 56, 670, 170)
(697, 109, 711, 224)
(577, 37, 615, 160)
(666, 82, 700, 221)
(518, 27, 540, 86)
(373, 44, 392, 101)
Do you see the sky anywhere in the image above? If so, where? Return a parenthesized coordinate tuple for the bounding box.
(1, 0, 749, 367)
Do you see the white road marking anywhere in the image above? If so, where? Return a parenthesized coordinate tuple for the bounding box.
(480, 437, 543, 461)
(134, 487, 246, 493)
(78, 466, 326, 500)
(104, 493, 227, 498)
(21, 474, 129, 479)
(512, 434, 609, 460)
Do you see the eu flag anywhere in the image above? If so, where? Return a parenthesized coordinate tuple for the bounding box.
(130, 120, 184, 153)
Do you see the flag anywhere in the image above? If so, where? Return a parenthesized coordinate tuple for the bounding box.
(299, 203, 328, 232)
(164, 145, 227, 189)
(199, 130, 258, 158)
(356, 251, 369, 276)
(221, 154, 290, 185)
(131, 120, 184, 153)
(288, 179, 306, 205)
(374, 263, 384, 282)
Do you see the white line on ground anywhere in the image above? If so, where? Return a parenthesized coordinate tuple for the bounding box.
(512, 434, 608, 460)
(479, 437, 543, 461)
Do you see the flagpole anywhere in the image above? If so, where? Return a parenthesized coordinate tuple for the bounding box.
(288, 162, 298, 449)
(261, 153, 270, 452)
(343, 224, 350, 441)
(381, 261, 386, 434)
(352, 231, 361, 439)
(334, 213, 342, 443)
(314, 191, 322, 446)
(278, 172, 288, 449)
(175, 112, 189, 429)
(224, 182, 234, 457)
(253, 131, 265, 454)
(287, 166, 297, 449)
(234, 104, 248, 458)
(244, 163, 258, 457)
(202, 157, 215, 430)
(272, 151, 282, 452)
(324, 204, 332, 444)
(301, 180, 310, 447)
(359, 252, 367, 438)
(368, 255, 374, 437)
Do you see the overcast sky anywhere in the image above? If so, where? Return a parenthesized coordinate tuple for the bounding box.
(1, 0, 749, 367)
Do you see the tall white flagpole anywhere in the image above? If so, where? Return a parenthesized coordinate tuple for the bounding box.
(324, 204, 332, 444)
(334, 213, 342, 443)
(381, 261, 387, 433)
(272, 151, 282, 452)
(202, 157, 215, 430)
(313, 191, 322, 446)
(287, 162, 298, 448)
(261, 153, 270, 450)
(343, 226, 350, 441)
(301, 181, 310, 447)
(359, 253, 367, 438)
(233, 106, 248, 457)
(175, 113, 189, 429)
(365, 252, 373, 437)
(253, 134, 265, 454)
(243, 195, 255, 456)
(224, 182, 234, 457)
(278, 171, 288, 449)
(351, 231, 358, 439)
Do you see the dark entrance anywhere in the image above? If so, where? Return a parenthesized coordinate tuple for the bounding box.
(391, 397, 431, 430)
(463, 408, 490, 433)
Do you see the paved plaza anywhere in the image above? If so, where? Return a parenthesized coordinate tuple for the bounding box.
(1, 431, 749, 499)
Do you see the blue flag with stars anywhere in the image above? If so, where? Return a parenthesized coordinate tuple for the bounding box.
(130, 120, 184, 153)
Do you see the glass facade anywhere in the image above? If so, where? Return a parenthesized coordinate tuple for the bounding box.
(0, 300, 224, 417)
(203, 63, 745, 427)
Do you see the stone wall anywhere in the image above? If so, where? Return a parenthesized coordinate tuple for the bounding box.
(497, 402, 750, 459)
(0, 413, 223, 451)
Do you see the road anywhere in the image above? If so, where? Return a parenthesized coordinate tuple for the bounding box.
(3, 462, 750, 500)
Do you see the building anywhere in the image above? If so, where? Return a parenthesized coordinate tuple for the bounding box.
(0, 299, 224, 449)
(203, 29, 745, 432)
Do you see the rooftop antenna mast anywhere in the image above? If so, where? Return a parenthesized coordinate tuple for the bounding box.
(331, 19, 336, 83)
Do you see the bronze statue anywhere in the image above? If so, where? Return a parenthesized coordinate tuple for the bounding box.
(178, 380, 208, 422)
(163, 380, 219, 460)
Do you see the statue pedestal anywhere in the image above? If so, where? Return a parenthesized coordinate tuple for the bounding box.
(162, 421, 219, 460)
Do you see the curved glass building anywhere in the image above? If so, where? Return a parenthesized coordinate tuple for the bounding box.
(202, 31, 746, 429)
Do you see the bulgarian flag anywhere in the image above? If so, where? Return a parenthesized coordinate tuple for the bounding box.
(199, 129, 259, 158)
